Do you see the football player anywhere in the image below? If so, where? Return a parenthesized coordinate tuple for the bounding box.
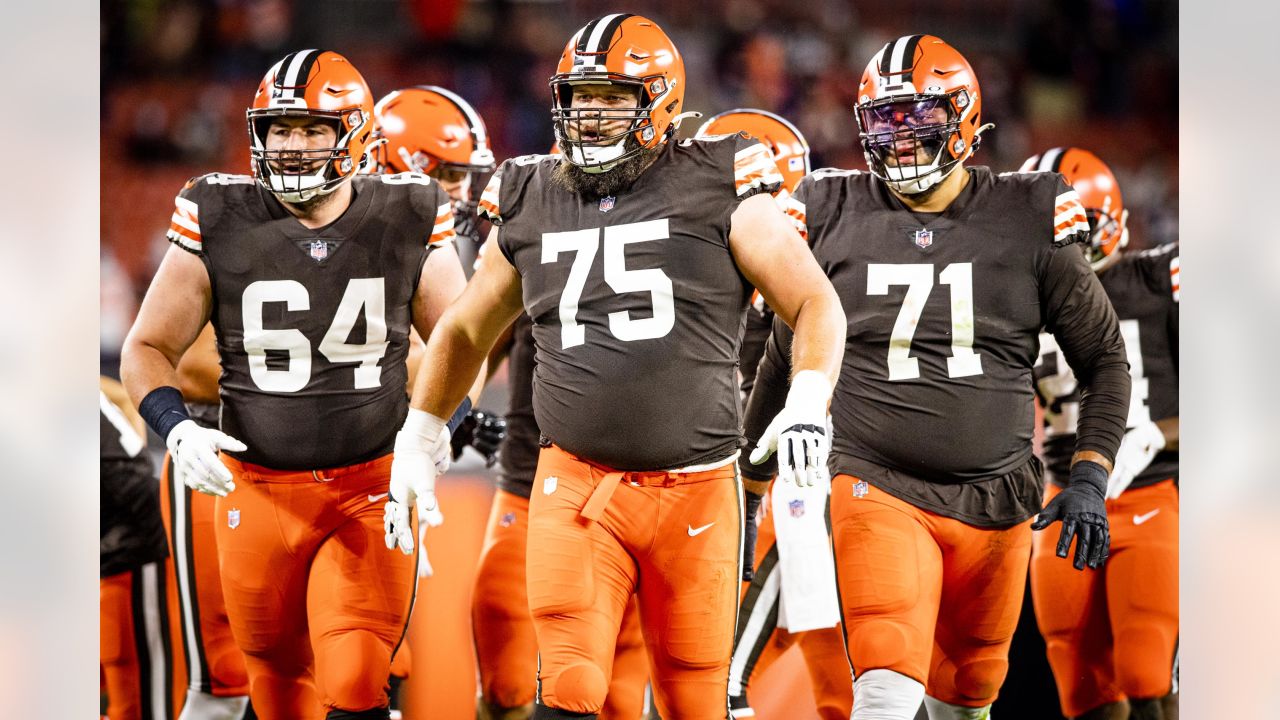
(745, 35, 1132, 719)
(1025, 148, 1179, 720)
(101, 376, 187, 720)
(694, 109, 852, 720)
(383, 13, 846, 720)
(470, 160, 650, 720)
(121, 49, 477, 719)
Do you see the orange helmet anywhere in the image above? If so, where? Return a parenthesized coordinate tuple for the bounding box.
(550, 14, 685, 173)
(371, 86, 496, 179)
(695, 109, 810, 194)
(1021, 147, 1129, 269)
(855, 35, 984, 195)
(247, 49, 375, 202)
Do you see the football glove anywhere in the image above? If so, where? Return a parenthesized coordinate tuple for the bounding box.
(385, 409, 448, 555)
(1031, 460, 1110, 570)
(749, 370, 833, 487)
(165, 420, 247, 497)
(1106, 421, 1166, 499)
(449, 409, 507, 467)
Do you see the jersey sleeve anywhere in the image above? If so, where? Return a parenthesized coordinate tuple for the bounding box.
(784, 177, 812, 242)
(429, 193, 456, 248)
(478, 161, 505, 224)
(165, 177, 205, 256)
(732, 135, 784, 201)
(1051, 176, 1091, 247)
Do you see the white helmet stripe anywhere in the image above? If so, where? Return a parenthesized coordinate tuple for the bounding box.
(585, 13, 625, 53)
(428, 86, 489, 149)
(280, 49, 319, 100)
(1037, 147, 1065, 172)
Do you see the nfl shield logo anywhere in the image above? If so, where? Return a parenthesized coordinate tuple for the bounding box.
(599, 196, 616, 212)
(500, 512, 517, 528)
(789, 499, 806, 518)
(913, 229, 933, 249)
(852, 480, 869, 498)
(228, 508, 241, 529)
(309, 240, 328, 261)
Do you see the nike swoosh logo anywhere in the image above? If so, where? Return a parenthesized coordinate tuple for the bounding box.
(687, 522, 715, 537)
(1133, 509, 1160, 525)
(368, 493, 389, 503)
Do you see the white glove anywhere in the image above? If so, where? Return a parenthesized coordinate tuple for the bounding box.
(385, 409, 448, 555)
(749, 370, 833, 487)
(432, 427, 452, 476)
(166, 420, 247, 497)
(1106, 421, 1167, 499)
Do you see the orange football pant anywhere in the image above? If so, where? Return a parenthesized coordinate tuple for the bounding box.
(528, 445, 741, 719)
(1031, 479, 1179, 718)
(730, 487, 852, 719)
(830, 474, 1032, 708)
(473, 488, 649, 717)
(100, 561, 187, 719)
(215, 454, 417, 719)
(160, 453, 250, 697)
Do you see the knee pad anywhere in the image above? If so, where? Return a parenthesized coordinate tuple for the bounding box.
(949, 658, 1007, 706)
(852, 668, 924, 720)
(178, 691, 249, 720)
(922, 696, 991, 720)
(317, 629, 392, 711)
(848, 619, 914, 672)
(540, 663, 608, 715)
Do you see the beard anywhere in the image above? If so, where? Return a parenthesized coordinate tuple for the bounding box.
(551, 144, 663, 202)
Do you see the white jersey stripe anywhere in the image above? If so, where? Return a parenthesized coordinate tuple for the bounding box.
(169, 212, 200, 235)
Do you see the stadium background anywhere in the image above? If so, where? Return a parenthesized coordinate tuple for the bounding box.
(99, 1, 1177, 717)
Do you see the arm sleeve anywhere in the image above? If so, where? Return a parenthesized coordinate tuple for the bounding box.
(1040, 242, 1131, 462)
(740, 314, 795, 480)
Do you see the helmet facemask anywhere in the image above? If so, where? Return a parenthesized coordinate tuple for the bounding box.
(248, 109, 369, 204)
(551, 79, 666, 174)
(858, 94, 971, 195)
(1084, 200, 1130, 270)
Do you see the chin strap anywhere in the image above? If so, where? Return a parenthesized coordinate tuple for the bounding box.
(972, 122, 996, 151)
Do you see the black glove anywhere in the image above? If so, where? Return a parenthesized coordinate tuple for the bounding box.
(1031, 460, 1110, 570)
(450, 409, 507, 467)
(741, 490, 764, 581)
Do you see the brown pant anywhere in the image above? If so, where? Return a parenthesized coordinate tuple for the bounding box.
(160, 453, 250, 697)
(215, 453, 417, 719)
(1031, 479, 1179, 717)
(831, 475, 1032, 708)
(730, 484, 852, 720)
(472, 489, 649, 716)
(528, 445, 741, 719)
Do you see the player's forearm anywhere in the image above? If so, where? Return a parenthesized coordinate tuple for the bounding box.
(1074, 358, 1131, 468)
(741, 332, 791, 481)
(409, 315, 490, 421)
(120, 338, 183, 412)
(787, 291, 845, 387)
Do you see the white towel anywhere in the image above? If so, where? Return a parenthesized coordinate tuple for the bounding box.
(770, 473, 841, 632)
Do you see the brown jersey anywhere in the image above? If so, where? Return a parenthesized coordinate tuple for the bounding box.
(769, 166, 1130, 526)
(1036, 243, 1179, 488)
(479, 135, 782, 470)
(101, 392, 168, 577)
(165, 172, 456, 470)
(497, 312, 539, 498)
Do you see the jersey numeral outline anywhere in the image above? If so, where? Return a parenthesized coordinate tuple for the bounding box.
(541, 219, 676, 349)
(866, 262, 984, 381)
(241, 278, 389, 392)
